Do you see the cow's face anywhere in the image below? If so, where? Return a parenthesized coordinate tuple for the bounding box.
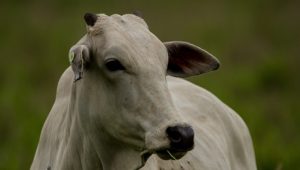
(69, 13, 219, 160)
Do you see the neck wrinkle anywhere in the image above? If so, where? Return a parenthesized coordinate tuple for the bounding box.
(95, 132, 145, 170)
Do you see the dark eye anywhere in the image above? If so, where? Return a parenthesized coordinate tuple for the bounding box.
(105, 58, 125, 72)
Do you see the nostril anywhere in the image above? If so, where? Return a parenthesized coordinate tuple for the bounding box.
(166, 125, 194, 151)
(166, 127, 182, 143)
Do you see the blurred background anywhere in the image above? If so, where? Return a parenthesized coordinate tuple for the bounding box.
(0, 0, 299, 169)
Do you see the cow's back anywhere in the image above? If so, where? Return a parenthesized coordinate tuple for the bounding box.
(141, 76, 256, 170)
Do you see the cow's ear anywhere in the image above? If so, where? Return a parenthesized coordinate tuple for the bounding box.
(164, 41, 220, 77)
(69, 45, 90, 82)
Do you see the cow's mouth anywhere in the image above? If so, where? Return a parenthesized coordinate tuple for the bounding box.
(140, 146, 193, 163)
(156, 149, 188, 160)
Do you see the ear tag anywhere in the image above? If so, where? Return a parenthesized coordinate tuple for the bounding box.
(69, 52, 75, 63)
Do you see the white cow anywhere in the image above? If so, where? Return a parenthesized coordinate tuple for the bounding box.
(31, 13, 256, 170)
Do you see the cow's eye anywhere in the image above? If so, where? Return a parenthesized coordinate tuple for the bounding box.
(105, 58, 125, 72)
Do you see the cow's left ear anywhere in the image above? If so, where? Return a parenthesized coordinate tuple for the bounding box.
(164, 41, 220, 77)
(69, 44, 90, 82)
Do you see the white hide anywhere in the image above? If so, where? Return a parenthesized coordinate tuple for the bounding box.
(141, 76, 257, 170)
(31, 13, 256, 170)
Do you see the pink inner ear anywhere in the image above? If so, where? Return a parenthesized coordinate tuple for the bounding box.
(168, 46, 205, 72)
(166, 42, 220, 77)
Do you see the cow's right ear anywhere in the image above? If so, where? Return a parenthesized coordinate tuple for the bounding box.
(69, 45, 90, 82)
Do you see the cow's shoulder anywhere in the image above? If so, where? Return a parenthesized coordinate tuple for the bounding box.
(166, 76, 256, 170)
(167, 75, 242, 123)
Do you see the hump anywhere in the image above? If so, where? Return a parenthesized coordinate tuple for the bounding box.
(167, 76, 221, 105)
(55, 67, 73, 100)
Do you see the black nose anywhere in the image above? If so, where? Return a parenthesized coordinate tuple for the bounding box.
(166, 125, 194, 151)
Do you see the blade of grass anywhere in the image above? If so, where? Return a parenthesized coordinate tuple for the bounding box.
(166, 150, 176, 160)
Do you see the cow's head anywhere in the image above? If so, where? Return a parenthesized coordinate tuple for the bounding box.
(69, 13, 219, 162)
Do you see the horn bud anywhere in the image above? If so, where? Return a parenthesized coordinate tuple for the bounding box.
(84, 13, 98, 26)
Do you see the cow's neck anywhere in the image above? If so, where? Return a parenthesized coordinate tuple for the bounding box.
(94, 132, 146, 170)
(64, 82, 145, 170)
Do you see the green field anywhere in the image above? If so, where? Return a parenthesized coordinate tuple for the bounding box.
(0, 0, 299, 169)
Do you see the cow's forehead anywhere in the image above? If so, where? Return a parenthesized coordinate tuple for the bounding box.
(88, 14, 148, 34)
(102, 14, 154, 48)
(90, 14, 168, 71)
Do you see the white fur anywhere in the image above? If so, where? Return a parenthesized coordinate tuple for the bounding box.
(31, 14, 256, 170)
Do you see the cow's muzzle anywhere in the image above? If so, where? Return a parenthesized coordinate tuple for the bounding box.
(143, 124, 194, 161)
(166, 125, 194, 151)
(155, 125, 194, 160)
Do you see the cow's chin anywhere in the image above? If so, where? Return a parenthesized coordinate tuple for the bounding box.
(156, 149, 187, 160)
(140, 148, 189, 164)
